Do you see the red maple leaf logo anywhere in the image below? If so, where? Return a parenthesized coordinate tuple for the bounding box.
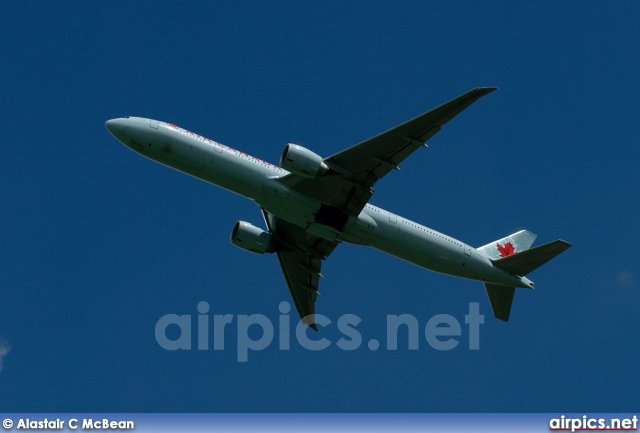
(496, 242, 516, 257)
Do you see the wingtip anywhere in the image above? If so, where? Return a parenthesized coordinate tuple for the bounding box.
(463, 87, 497, 99)
(477, 86, 498, 93)
(557, 240, 573, 249)
(302, 316, 319, 332)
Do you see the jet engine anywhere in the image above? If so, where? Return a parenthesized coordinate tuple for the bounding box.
(230, 221, 274, 254)
(280, 143, 329, 178)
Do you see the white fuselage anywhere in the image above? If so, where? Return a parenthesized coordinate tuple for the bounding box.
(106, 117, 531, 289)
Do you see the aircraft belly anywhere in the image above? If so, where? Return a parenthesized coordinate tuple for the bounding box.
(257, 180, 320, 229)
(340, 211, 377, 245)
(136, 129, 256, 200)
(200, 156, 266, 200)
(362, 206, 510, 284)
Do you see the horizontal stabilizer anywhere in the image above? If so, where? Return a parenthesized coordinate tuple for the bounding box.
(484, 283, 515, 321)
(492, 240, 572, 276)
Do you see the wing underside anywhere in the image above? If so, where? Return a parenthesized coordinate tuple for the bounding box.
(262, 210, 339, 331)
(278, 87, 497, 218)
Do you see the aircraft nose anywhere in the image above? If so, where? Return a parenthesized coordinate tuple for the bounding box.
(105, 118, 126, 134)
(105, 118, 131, 143)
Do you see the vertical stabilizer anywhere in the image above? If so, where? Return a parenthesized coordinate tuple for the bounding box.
(477, 230, 537, 260)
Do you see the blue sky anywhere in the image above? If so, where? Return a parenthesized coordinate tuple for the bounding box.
(1, 2, 639, 412)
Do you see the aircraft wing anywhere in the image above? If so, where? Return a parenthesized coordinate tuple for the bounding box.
(262, 210, 340, 331)
(278, 87, 497, 217)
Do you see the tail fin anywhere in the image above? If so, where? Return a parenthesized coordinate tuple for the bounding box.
(484, 239, 572, 322)
(477, 229, 537, 260)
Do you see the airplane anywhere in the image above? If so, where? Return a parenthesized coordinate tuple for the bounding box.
(105, 87, 571, 330)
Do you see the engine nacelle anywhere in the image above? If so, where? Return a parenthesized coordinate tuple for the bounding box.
(230, 221, 274, 254)
(280, 143, 329, 178)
